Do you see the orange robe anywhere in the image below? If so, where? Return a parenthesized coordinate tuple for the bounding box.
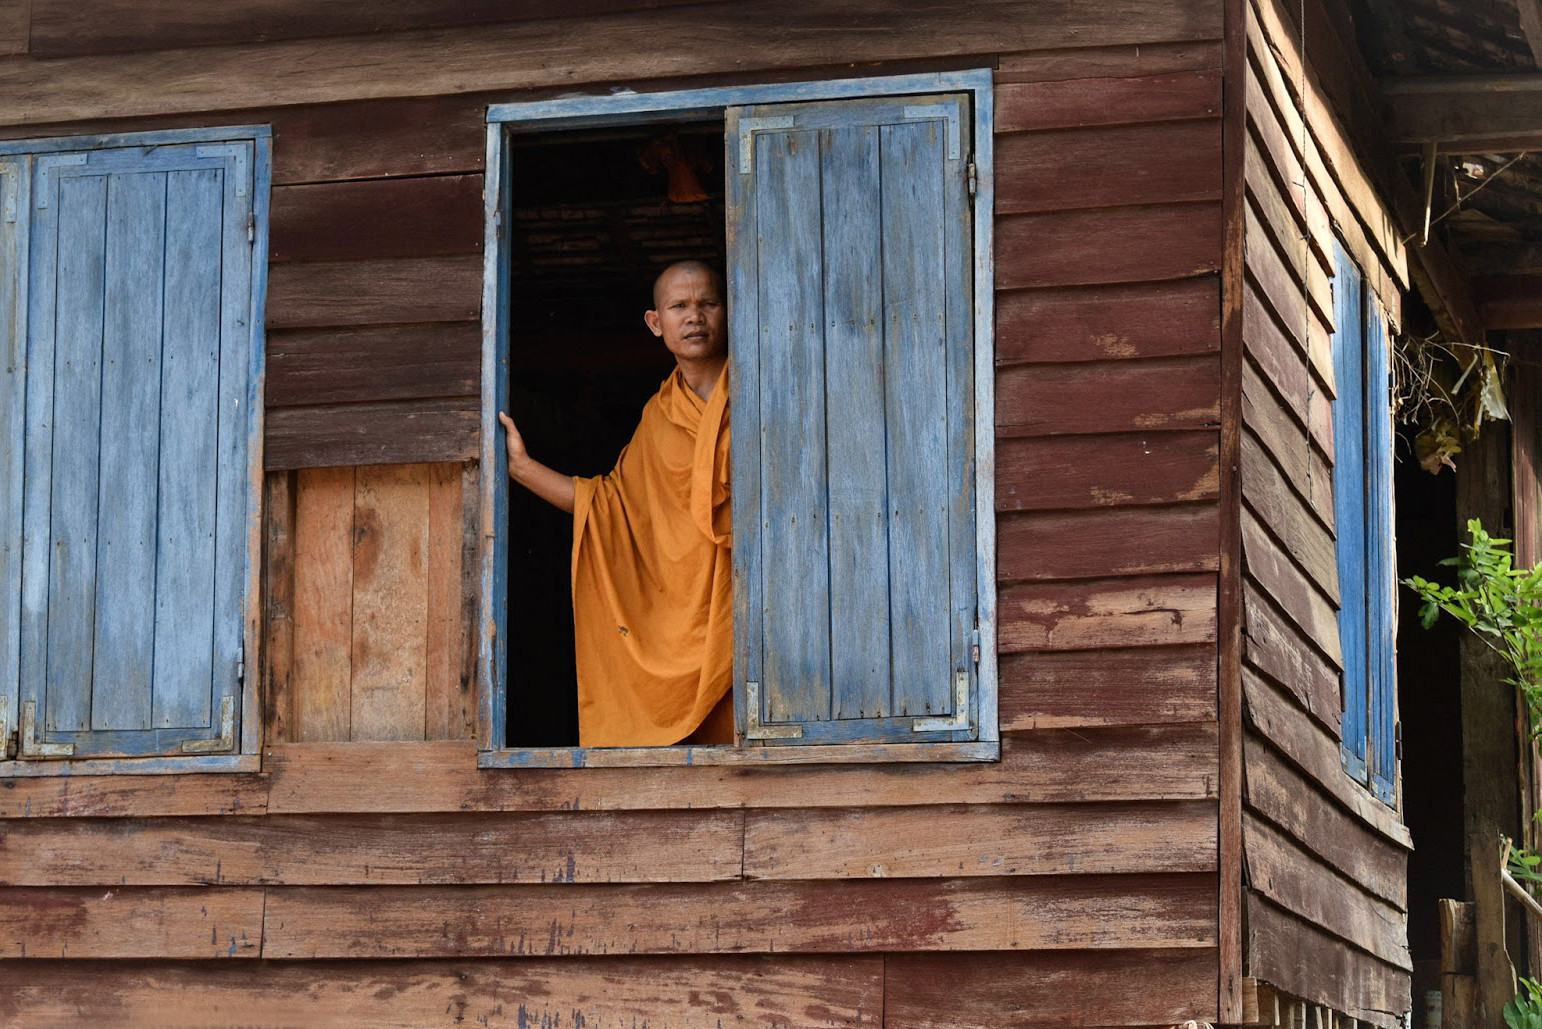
(570, 363, 731, 747)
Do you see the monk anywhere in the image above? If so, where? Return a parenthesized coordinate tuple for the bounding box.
(497, 261, 733, 747)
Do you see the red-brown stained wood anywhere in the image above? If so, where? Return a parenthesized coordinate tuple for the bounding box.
(996, 431, 1220, 511)
(0, 0, 27, 56)
(996, 203, 1222, 289)
(266, 323, 480, 409)
(265, 255, 481, 330)
(273, 94, 488, 184)
(1241, 368, 1334, 532)
(995, 70, 1220, 131)
(997, 356, 1220, 438)
(0, 811, 744, 886)
(263, 728, 1221, 814)
(1245, 740, 1407, 909)
(262, 874, 1217, 958)
(997, 504, 1220, 582)
(261, 471, 297, 743)
(1245, 152, 1335, 329)
(425, 462, 472, 740)
(999, 645, 1218, 730)
(0, 775, 269, 819)
(1246, 895, 1409, 1028)
(998, 575, 1218, 652)
(350, 464, 431, 742)
(0, 955, 886, 1029)
(0, 887, 264, 959)
(1241, 433, 1338, 602)
(743, 802, 1216, 880)
(1243, 284, 1335, 451)
(995, 278, 1220, 365)
(1241, 508, 1341, 666)
(264, 397, 479, 470)
(291, 466, 354, 741)
(884, 948, 1220, 1029)
(269, 175, 483, 263)
(1243, 814, 1410, 968)
(995, 41, 1222, 82)
(996, 121, 1222, 214)
(1245, 198, 1333, 335)
(1242, 581, 1342, 735)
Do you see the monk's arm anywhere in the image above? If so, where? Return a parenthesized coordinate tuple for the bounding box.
(499, 411, 576, 514)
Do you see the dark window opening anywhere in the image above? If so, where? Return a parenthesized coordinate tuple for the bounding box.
(503, 121, 727, 747)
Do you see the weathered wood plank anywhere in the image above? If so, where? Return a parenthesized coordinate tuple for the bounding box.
(744, 802, 1216, 879)
(0, 887, 263, 959)
(997, 504, 1219, 581)
(1241, 435, 1338, 604)
(1244, 738, 1406, 909)
(885, 948, 1220, 1029)
(270, 175, 482, 263)
(0, 811, 745, 886)
(999, 645, 1217, 731)
(999, 575, 1218, 652)
(995, 40, 1222, 82)
(995, 70, 1220, 131)
(0, 0, 26, 56)
(1245, 194, 1333, 334)
(1241, 364, 1334, 532)
(267, 323, 480, 408)
(1242, 580, 1341, 735)
(996, 431, 1219, 511)
(425, 462, 471, 740)
(264, 728, 1221, 813)
(349, 464, 430, 741)
(263, 874, 1217, 958)
(995, 278, 1220, 365)
(0, 955, 886, 1029)
(1243, 280, 1334, 452)
(997, 203, 1222, 289)
(1241, 507, 1341, 667)
(996, 120, 1221, 214)
(1243, 78, 1335, 284)
(997, 356, 1220, 437)
(272, 95, 487, 184)
(291, 466, 354, 741)
(261, 471, 297, 742)
(264, 397, 479, 470)
(265, 255, 481, 329)
(1246, 894, 1409, 1028)
(0, 775, 268, 819)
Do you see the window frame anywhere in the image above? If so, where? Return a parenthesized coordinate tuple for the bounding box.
(0, 125, 271, 777)
(477, 70, 997, 769)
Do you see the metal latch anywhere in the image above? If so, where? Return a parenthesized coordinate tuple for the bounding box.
(743, 680, 802, 740)
(183, 696, 236, 754)
(20, 701, 75, 758)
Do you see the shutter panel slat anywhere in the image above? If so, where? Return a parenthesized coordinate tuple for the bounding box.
(91, 170, 168, 731)
(1364, 302, 1397, 803)
(822, 123, 892, 720)
(154, 167, 224, 729)
(0, 156, 27, 738)
(1330, 242, 1369, 780)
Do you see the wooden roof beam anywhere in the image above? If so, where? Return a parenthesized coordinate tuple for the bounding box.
(1384, 74, 1542, 152)
(1476, 274, 1542, 329)
(1517, 0, 1542, 68)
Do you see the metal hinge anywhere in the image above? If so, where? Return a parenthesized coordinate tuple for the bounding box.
(913, 670, 971, 733)
(971, 628, 981, 666)
(182, 696, 236, 754)
(743, 680, 802, 740)
(247, 212, 255, 244)
(967, 158, 977, 198)
(20, 701, 74, 758)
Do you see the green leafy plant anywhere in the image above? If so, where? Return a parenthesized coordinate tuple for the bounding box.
(1505, 977, 1542, 1029)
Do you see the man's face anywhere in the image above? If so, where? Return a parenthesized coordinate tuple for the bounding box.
(645, 267, 726, 364)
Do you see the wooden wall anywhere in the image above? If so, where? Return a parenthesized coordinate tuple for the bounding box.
(1, 3, 1230, 1027)
(1236, 0, 1413, 1022)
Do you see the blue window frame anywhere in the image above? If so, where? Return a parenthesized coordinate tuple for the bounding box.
(478, 72, 998, 767)
(0, 127, 270, 774)
(1330, 242, 1396, 805)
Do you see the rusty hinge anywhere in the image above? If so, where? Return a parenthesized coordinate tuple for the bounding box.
(971, 628, 981, 666)
(183, 695, 237, 754)
(20, 700, 74, 758)
(743, 680, 802, 740)
(966, 158, 977, 198)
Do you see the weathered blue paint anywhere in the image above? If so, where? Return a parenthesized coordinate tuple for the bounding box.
(240, 134, 273, 758)
(969, 82, 998, 746)
(0, 125, 272, 157)
(1363, 299, 1397, 805)
(478, 122, 512, 753)
(477, 739, 1001, 769)
(0, 155, 28, 742)
(1331, 242, 1370, 784)
(0, 752, 259, 777)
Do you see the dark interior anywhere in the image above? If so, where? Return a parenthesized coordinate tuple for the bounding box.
(504, 120, 727, 747)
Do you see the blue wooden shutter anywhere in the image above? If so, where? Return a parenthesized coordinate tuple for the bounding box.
(1363, 298, 1397, 804)
(0, 155, 27, 751)
(1330, 243, 1370, 783)
(726, 95, 977, 745)
(16, 141, 256, 759)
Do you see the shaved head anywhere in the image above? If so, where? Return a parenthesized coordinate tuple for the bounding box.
(652, 260, 723, 308)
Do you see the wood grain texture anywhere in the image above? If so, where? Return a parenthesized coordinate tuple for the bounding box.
(743, 802, 1217, 879)
(272, 94, 487, 184)
(264, 397, 478, 470)
(998, 575, 1217, 652)
(269, 175, 483, 263)
(425, 462, 472, 740)
(1241, 423, 1337, 604)
(266, 323, 480, 408)
(996, 203, 1222, 289)
(0, 774, 268, 819)
(349, 464, 430, 741)
(995, 278, 1220, 365)
(0, 811, 744, 886)
(262, 874, 1217, 958)
(0, 887, 263, 958)
(999, 645, 1217, 731)
(261, 471, 297, 743)
(1241, 366, 1334, 533)
(996, 431, 1219, 511)
(1242, 581, 1341, 735)
(1246, 894, 1409, 1028)
(995, 70, 1220, 131)
(291, 466, 354, 741)
(0, 955, 886, 1029)
(0, 0, 1222, 125)
(0, 0, 25, 56)
(997, 504, 1220, 581)
(995, 40, 1222, 82)
(263, 728, 1221, 814)
(1240, 508, 1341, 668)
(265, 255, 481, 329)
(996, 356, 1220, 437)
(996, 120, 1221, 214)
(884, 948, 1220, 1029)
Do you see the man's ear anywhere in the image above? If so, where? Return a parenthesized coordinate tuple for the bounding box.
(643, 310, 663, 337)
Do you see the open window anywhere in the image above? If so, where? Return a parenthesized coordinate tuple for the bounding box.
(0, 128, 270, 774)
(479, 74, 997, 767)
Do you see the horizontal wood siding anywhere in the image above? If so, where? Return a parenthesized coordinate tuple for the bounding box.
(0, 7, 1227, 1029)
(1236, 0, 1410, 1022)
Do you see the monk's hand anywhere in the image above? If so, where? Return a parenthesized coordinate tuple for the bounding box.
(498, 411, 530, 476)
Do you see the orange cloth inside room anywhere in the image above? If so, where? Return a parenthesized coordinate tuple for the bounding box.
(570, 363, 732, 747)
